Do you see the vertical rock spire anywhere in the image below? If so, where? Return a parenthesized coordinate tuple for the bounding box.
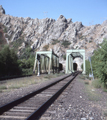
(0, 5, 5, 14)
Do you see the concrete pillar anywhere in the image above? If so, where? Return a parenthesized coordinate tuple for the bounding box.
(83, 54, 86, 74)
(52, 55, 54, 74)
(69, 55, 72, 72)
(71, 57, 74, 72)
(56, 56, 57, 73)
(48, 57, 51, 74)
(66, 53, 69, 74)
(53, 55, 55, 74)
(81, 52, 86, 74)
(57, 57, 59, 73)
(46, 57, 48, 73)
(33, 53, 37, 74)
(68, 55, 71, 71)
(42, 56, 45, 72)
(41, 56, 43, 73)
(44, 56, 47, 73)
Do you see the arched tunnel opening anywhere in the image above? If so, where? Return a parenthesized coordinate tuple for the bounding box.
(73, 63, 78, 71)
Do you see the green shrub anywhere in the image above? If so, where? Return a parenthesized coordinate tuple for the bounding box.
(52, 39, 60, 45)
(92, 39, 107, 88)
(5, 33, 13, 40)
(62, 40, 71, 48)
(81, 39, 107, 88)
(3, 26, 7, 33)
(18, 47, 35, 76)
(63, 55, 66, 60)
(0, 46, 22, 77)
(20, 47, 35, 59)
(5, 34, 9, 38)
(11, 37, 24, 50)
(103, 89, 107, 92)
(89, 40, 92, 43)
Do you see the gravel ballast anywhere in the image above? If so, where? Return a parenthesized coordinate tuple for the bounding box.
(0, 74, 107, 120)
(41, 75, 107, 120)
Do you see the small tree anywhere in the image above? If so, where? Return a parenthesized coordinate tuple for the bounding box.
(91, 39, 107, 88)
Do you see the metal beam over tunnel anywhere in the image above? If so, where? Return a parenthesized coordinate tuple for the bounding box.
(66, 49, 85, 74)
(33, 50, 59, 75)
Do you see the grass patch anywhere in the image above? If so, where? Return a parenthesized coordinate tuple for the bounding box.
(0, 73, 64, 93)
(0, 77, 37, 92)
(85, 86, 101, 101)
(84, 80, 101, 101)
(92, 79, 102, 88)
(0, 85, 7, 90)
(79, 74, 86, 80)
(0, 85, 7, 92)
(84, 81, 89, 85)
(103, 89, 107, 92)
(87, 93, 100, 101)
(9, 85, 21, 89)
(44, 73, 64, 79)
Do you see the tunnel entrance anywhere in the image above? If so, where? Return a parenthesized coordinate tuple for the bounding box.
(59, 63, 63, 71)
(73, 63, 78, 71)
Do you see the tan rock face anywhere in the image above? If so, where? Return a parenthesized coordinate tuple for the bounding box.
(1, 7, 107, 69)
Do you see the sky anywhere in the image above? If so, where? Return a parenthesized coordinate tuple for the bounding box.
(0, 0, 107, 26)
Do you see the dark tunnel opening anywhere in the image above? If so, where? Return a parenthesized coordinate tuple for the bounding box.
(59, 63, 63, 71)
(73, 63, 78, 71)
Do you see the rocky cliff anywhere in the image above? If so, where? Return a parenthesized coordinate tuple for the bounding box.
(0, 5, 107, 69)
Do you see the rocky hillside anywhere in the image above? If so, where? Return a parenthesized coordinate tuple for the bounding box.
(0, 23, 7, 49)
(0, 5, 107, 69)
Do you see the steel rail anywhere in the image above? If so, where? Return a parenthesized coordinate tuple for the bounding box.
(26, 72, 79, 120)
(0, 73, 73, 115)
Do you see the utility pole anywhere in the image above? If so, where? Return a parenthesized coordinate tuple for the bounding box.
(89, 57, 94, 80)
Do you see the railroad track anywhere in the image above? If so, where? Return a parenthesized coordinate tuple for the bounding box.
(0, 72, 80, 120)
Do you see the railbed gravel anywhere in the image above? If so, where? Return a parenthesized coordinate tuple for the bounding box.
(41, 75, 107, 120)
(0, 74, 107, 120)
